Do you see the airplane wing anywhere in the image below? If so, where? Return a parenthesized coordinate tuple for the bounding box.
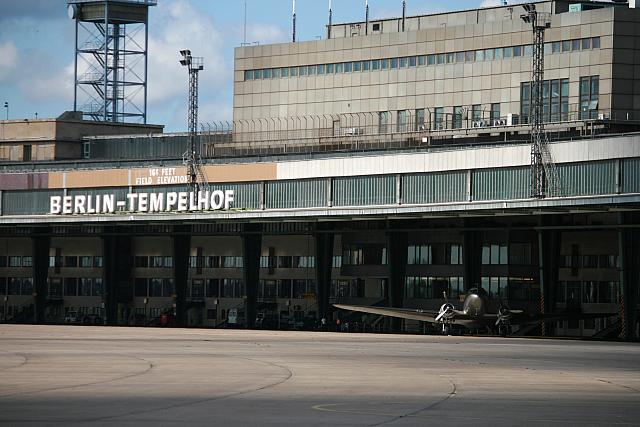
(333, 304, 468, 324)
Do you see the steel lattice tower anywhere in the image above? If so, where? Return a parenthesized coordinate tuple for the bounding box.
(180, 50, 204, 194)
(68, 0, 155, 123)
(521, 4, 560, 198)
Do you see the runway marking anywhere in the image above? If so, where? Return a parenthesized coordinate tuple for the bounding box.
(63, 355, 295, 424)
(0, 349, 29, 372)
(0, 354, 154, 399)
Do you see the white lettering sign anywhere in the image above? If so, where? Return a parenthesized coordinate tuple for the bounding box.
(49, 190, 235, 215)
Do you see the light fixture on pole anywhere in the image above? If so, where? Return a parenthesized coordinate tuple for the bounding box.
(3, 102, 8, 120)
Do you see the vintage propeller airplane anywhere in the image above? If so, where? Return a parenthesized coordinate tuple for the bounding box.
(334, 287, 615, 337)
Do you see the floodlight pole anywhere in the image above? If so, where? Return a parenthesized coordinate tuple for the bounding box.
(521, 4, 550, 199)
(180, 50, 204, 194)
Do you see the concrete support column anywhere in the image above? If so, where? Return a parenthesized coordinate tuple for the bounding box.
(172, 226, 190, 328)
(31, 228, 50, 324)
(387, 230, 407, 332)
(618, 213, 639, 341)
(314, 228, 334, 321)
(102, 228, 133, 326)
(537, 227, 560, 336)
(463, 226, 482, 291)
(242, 224, 262, 329)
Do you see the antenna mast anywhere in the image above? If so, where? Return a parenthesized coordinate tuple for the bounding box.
(179, 49, 205, 194)
(328, 0, 332, 39)
(365, 0, 369, 35)
(292, 0, 296, 42)
(521, 3, 560, 198)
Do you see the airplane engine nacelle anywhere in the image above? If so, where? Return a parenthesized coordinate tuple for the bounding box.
(439, 303, 455, 320)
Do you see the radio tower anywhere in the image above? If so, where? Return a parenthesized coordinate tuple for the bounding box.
(521, 4, 561, 198)
(179, 50, 205, 194)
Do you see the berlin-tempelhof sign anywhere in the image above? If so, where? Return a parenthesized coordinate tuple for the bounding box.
(50, 190, 235, 215)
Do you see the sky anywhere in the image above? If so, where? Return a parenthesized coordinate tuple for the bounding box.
(0, 0, 517, 132)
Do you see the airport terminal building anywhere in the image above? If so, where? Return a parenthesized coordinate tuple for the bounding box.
(0, 0, 639, 339)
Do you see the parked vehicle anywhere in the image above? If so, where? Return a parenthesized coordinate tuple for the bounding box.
(64, 311, 79, 323)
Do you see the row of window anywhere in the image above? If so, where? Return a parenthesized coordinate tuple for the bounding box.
(559, 254, 618, 269)
(0, 277, 34, 296)
(342, 244, 388, 266)
(404, 276, 465, 299)
(186, 278, 318, 299)
(188, 256, 244, 269)
(481, 243, 533, 266)
(480, 276, 540, 301)
(0, 256, 32, 268)
(49, 256, 103, 268)
(48, 277, 103, 297)
(556, 281, 620, 304)
(134, 278, 176, 298)
(259, 256, 316, 269)
(407, 244, 463, 265)
(244, 37, 601, 81)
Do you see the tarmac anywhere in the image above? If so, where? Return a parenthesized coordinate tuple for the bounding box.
(0, 325, 638, 426)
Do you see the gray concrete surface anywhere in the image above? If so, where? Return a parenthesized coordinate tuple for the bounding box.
(0, 325, 638, 426)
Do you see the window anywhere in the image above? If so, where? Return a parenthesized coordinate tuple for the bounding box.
(9, 256, 21, 267)
(491, 103, 500, 121)
(455, 51, 465, 62)
(580, 75, 599, 119)
(482, 244, 508, 265)
(0, 256, 6, 267)
(372, 22, 381, 32)
(206, 279, 219, 297)
(544, 43, 552, 55)
(427, 55, 436, 65)
(290, 67, 298, 77)
(465, 50, 475, 62)
(418, 55, 426, 66)
(446, 52, 455, 63)
(363, 60, 370, 71)
(325, 63, 334, 74)
(472, 104, 482, 121)
(332, 255, 342, 268)
(453, 106, 464, 129)
(65, 256, 78, 268)
(409, 56, 417, 67)
(344, 62, 352, 72)
(475, 50, 485, 62)
(64, 278, 77, 296)
(22, 256, 32, 267)
(509, 243, 532, 265)
(244, 70, 253, 81)
(503, 47, 512, 58)
(278, 256, 293, 268)
(591, 36, 600, 48)
(407, 245, 431, 265)
(135, 278, 147, 297)
(415, 109, 425, 131)
(307, 65, 315, 76)
(399, 57, 408, 68)
(397, 110, 408, 132)
(263, 68, 272, 79)
(381, 59, 389, 70)
(581, 38, 591, 50)
(485, 49, 494, 61)
(552, 41, 561, 53)
(523, 45, 533, 56)
(562, 40, 571, 52)
(436, 54, 445, 64)
(353, 61, 361, 72)
(278, 279, 292, 298)
(433, 107, 444, 130)
(571, 39, 581, 51)
(281, 67, 289, 77)
(272, 68, 281, 78)
(521, 78, 569, 124)
(134, 256, 148, 268)
(390, 58, 398, 69)
(495, 48, 503, 60)
(513, 46, 522, 57)
(316, 64, 325, 75)
(371, 60, 380, 70)
(378, 111, 390, 133)
(299, 66, 307, 76)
